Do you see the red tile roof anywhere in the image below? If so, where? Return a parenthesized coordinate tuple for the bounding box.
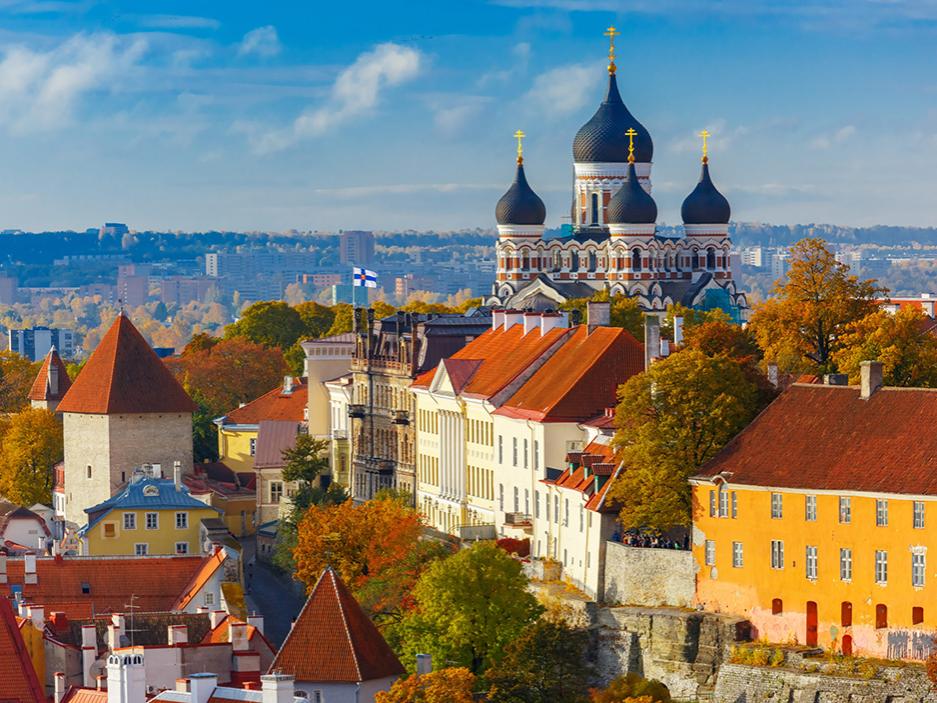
(495, 326, 644, 422)
(223, 379, 307, 425)
(0, 597, 45, 703)
(9, 554, 208, 619)
(202, 614, 275, 656)
(696, 384, 937, 495)
(57, 314, 196, 414)
(270, 568, 405, 683)
(27, 348, 71, 401)
(171, 549, 228, 611)
(544, 440, 620, 514)
(61, 689, 107, 703)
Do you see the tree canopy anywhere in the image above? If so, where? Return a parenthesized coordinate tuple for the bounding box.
(375, 668, 477, 703)
(0, 408, 63, 505)
(0, 351, 40, 413)
(589, 674, 672, 703)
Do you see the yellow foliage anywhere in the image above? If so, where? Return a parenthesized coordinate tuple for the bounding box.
(375, 667, 476, 703)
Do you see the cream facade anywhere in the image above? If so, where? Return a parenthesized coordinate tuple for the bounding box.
(302, 333, 354, 439)
(326, 374, 353, 489)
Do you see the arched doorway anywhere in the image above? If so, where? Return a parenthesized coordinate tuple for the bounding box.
(842, 634, 853, 656)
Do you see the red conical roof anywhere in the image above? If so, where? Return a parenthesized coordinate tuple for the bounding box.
(57, 314, 195, 414)
(27, 347, 72, 401)
(269, 568, 405, 683)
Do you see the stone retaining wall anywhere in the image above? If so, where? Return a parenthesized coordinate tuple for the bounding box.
(603, 542, 696, 607)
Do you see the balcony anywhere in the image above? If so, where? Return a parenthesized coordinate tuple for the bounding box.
(391, 409, 410, 426)
(503, 512, 532, 527)
(347, 404, 365, 419)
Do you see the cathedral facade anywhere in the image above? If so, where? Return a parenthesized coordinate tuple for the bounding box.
(487, 32, 748, 319)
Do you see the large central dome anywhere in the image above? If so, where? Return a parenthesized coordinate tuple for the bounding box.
(573, 73, 653, 164)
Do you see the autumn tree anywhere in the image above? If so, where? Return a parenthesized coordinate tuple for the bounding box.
(375, 668, 477, 703)
(832, 305, 937, 387)
(749, 238, 884, 374)
(393, 541, 543, 674)
(589, 674, 671, 703)
(225, 300, 305, 349)
(0, 409, 64, 505)
(609, 350, 760, 530)
(326, 303, 355, 336)
(560, 290, 644, 339)
(0, 351, 39, 413)
(485, 619, 590, 703)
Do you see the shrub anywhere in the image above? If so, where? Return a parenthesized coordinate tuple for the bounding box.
(496, 537, 530, 557)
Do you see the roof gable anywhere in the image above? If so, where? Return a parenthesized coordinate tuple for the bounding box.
(223, 379, 307, 425)
(269, 568, 405, 683)
(0, 598, 45, 703)
(27, 348, 72, 401)
(57, 314, 195, 415)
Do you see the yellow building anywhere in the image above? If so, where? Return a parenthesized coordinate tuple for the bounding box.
(78, 476, 219, 556)
(692, 363, 937, 661)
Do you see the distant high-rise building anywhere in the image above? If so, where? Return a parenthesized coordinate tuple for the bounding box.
(741, 246, 764, 268)
(394, 274, 412, 303)
(770, 252, 790, 281)
(339, 230, 375, 267)
(0, 275, 17, 305)
(8, 326, 76, 361)
(159, 276, 216, 306)
(117, 274, 149, 308)
(99, 222, 129, 238)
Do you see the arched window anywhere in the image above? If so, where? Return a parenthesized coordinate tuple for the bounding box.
(632, 249, 642, 272)
(521, 249, 530, 271)
(570, 251, 579, 272)
(552, 251, 562, 271)
(588, 251, 597, 271)
(772, 598, 783, 615)
(876, 604, 888, 629)
(841, 601, 852, 627)
(591, 193, 599, 225)
(707, 247, 716, 270)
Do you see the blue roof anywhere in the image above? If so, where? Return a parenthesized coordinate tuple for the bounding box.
(79, 477, 219, 535)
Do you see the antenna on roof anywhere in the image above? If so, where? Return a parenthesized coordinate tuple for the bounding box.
(124, 593, 143, 647)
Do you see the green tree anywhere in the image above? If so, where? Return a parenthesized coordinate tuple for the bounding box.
(326, 303, 355, 336)
(485, 619, 590, 703)
(294, 301, 336, 339)
(609, 350, 760, 531)
(393, 542, 543, 674)
(225, 301, 304, 349)
(560, 289, 644, 339)
(191, 391, 220, 463)
(0, 408, 64, 505)
(281, 434, 347, 516)
(749, 238, 885, 374)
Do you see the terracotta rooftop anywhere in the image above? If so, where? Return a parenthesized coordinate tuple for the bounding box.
(270, 567, 405, 683)
(544, 440, 620, 513)
(7, 554, 209, 619)
(495, 326, 644, 422)
(27, 347, 71, 402)
(171, 548, 229, 611)
(222, 378, 307, 425)
(696, 383, 937, 495)
(61, 689, 107, 703)
(0, 597, 45, 703)
(57, 314, 196, 415)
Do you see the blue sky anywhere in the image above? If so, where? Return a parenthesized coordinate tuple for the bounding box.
(1, 0, 937, 232)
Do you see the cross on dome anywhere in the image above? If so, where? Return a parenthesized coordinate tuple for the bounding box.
(604, 25, 620, 74)
(514, 129, 526, 164)
(698, 129, 711, 163)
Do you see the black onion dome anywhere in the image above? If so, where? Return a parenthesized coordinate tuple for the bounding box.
(496, 163, 546, 226)
(573, 73, 653, 163)
(681, 162, 731, 224)
(607, 161, 657, 225)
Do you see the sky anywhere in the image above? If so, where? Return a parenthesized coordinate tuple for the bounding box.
(2, 1, 937, 232)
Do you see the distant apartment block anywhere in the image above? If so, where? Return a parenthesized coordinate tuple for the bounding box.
(78, 283, 117, 301)
(339, 230, 375, 267)
(741, 246, 764, 268)
(117, 274, 149, 308)
(300, 273, 343, 288)
(206, 251, 332, 302)
(159, 276, 216, 306)
(8, 326, 75, 361)
(99, 222, 129, 237)
(0, 275, 17, 305)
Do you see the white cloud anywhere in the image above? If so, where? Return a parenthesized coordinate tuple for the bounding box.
(523, 63, 600, 116)
(810, 124, 856, 150)
(238, 25, 281, 59)
(136, 14, 220, 30)
(248, 42, 422, 154)
(0, 32, 147, 132)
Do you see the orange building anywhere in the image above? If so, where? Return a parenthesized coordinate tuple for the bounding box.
(692, 362, 937, 661)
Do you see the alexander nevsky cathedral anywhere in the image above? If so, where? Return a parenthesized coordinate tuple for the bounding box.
(487, 28, 749, 320)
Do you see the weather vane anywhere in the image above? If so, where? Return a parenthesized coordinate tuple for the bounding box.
(625, 127, 637, 163)
(698, 129, 711, 163)
(604, 26, 620, 75)
(514, 129, 525, 164)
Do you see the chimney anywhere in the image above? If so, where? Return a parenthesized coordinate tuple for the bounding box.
(767, 363, 779, 388)
(173, 461, 182, 492)
(229, 621, 250, 652)
(196, 606, 209, 614)
(247, 613, 264, 635)
(502, 309, 524, 330)
(860, 360, 883, 399)
(673, 316, 684, 346)
(586, 301, 610, 332)
(96, 675, 107, 691)
(188, 673, 218, 703)
(29, 605, 44, 630)
(491, 310, 505, 331)
(175, 679, 189, 693)
(261, 673, 295, 703)
(209, 610, 226, 629)
(81, 624, 97, 687)
(108, 614, 125, 650)
(522, 312, 541, 336)
(283, 376, 294, 394)
(168, 624, 188, 646)
(107, 652, 146, 703)
(54, 672, 66, 703)
(539, 311, 568, 336)
(416, 654, 433, 675)
(644, 316, 660, 371)
(24, 554, 37, 584)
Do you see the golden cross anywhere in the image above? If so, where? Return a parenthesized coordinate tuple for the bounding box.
(514, 129, 525, 163)
(625, 127, 637, 163)
(604, 25, 620, 74)
(698, 129, 711, 163)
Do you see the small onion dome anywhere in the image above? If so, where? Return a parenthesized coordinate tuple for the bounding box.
(681, 160, 731, 225)
(495, 162, 546, 226)
(607, 161, 657, 225)
(573, 73, 653, 164)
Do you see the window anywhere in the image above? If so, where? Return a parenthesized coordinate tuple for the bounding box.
(499, 484, 504, 511)
(554, 496, 559, 524)
(772, 598, 783, 615)
(771, 493, 783, 519)
(709, 490, 716, 518)
(875, 550, 888, 584)
(134, 543, 148, 556)
(512, 438, 518, 467)
(545, 492, 550, 522)
(705, 540, 716, 566)
(839, 496, 851, 524)
(103, 523, 116, 538)
(875, 604, 888, 629)
(175, 512, 188, 529)
(718, 486, 729, 518)
(579, 505, 584, 532)
(123, 513, 136, 530)
(523, 439, 529, 468)
(270, 481, 283, 504)
(841, 601, 852, 627)
(535, 490, 540, 518)
(525, 489, 530, 516)
(732, 542, 743, 568)
(840, 548, 853, 581)
(204, 592, 214, 606)
(513, 487, 519, 513)
(533, 440, 539, 470)
(805, 495, 817, 522)
(914, 501, 926, 529)
(311, 692, 322, 703)
(806, 546, 818, 580)
(876, 499, 888, 527)
(563, 498, 569, 527)
(498, 436, 503, 464)
(770, 540, 784, 569)
(591, 192, 599, 224)
(913, 606, 925, 626)
(86, 465, 92, 479)
(731, 491, 738, 518)
(175, 542, 189, 555)
(913, 552, 926, 588)
(249, 437, 256, 456)
(145, 512, 158, 530)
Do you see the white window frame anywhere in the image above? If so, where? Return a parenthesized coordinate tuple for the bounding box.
(705, 540, 716, 566)
(840, 547, 852, 582)
(914, 501, 926, 529)
(145, 512, 158, 530)
(709, 490, 717, 518)
(175, 512, 188, 529)
(805, 495, 817, 522)
(175, 542, 189, 555)
(876, 499, 888, 527)
(134, 543, 148, 556)
(912, 552, 926, 588)
(731, 491, 738, 519)
(805, 545, 818, 580)
(718, 486, 729, 518)
(875, 550, 888, 584)
(732, 541, 743, 568)
(770, 540, 784, 569)
(270, 481, 283, 504)
(771, 493, 783, 519)
(203, 591, 214, 606)
(839, 496, 851, 524)
(123, 513, 136, 530)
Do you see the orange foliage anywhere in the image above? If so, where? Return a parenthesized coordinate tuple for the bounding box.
(375, 668, 476, 703)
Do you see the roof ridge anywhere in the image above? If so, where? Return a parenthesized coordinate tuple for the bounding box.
(330, 569, 364, 681)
